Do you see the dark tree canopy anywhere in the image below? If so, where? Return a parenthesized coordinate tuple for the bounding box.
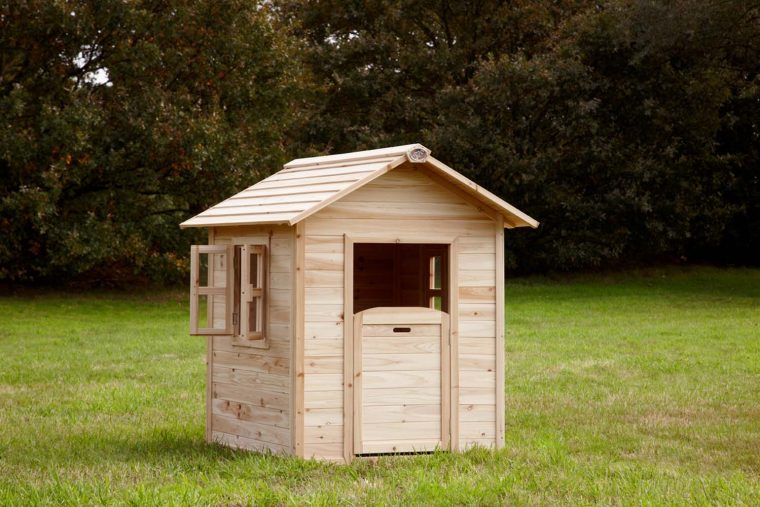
(0, 0, 299, 283)
(0, 0, 758, 284)
(280, 0, 760, 272)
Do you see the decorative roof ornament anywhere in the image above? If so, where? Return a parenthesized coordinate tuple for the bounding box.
(407, 146, 429, 163)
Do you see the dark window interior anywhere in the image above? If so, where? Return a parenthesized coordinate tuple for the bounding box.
(353, 243, 448, 314)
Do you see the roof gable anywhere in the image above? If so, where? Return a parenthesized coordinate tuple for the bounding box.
(180, 144, 538, 229)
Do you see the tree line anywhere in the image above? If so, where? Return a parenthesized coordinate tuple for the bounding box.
(1, 0, 757, 284)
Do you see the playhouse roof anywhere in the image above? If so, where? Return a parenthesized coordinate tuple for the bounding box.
(180, 144, 539, 229)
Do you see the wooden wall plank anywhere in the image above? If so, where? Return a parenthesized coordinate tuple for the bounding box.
(305, 321, 344, 339)
(495, 217, 506, 449)
(304, 390, 343, 409)
(212, 383, 289, 411)
(458, 286, 497, 303)
(306, 218, 494, 238)
(213, 414, 290, 447)
(343, 235, 354, 463)
(362, 404, 440, 423)
(304, 373, 343, 391)
(459, 404, 497, 422)
(305, 425, 344, 444)
(212, 365, 289, 393)
(363, 422, 442, 441)
(212, 399, 289, 428)
(205, 225, 297, 457)
(362, 370, 440, 389)
(304, 407, 343, 427)
(212, 431, 289, 454)
(292, 221, 305, 457)
(303, 442, 345, 461)
(449, 238, 460, 451)
(212, 350, 289, 375)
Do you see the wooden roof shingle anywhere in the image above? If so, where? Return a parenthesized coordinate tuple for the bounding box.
(180, 144, 538, 229)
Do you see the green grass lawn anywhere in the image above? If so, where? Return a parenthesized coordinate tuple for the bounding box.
(1, 267, 758, 506)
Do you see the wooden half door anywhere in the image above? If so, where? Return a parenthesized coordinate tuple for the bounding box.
(353, 307, 450, 454)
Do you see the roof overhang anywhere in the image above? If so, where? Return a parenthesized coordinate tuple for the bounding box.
(180, 144, 539, 229)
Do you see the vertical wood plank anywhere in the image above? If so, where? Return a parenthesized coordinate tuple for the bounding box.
(343, 235, 354, 463)
(190, 246, 199, 335)
(205, 228, 215, 443)
(293, 222, 305, 457)
(352, 311, 363, 454)
(495, 218, 505, 448)
(225, 243, 235, 335)
(440, 312, 451, 449)
(449, 238, 460, 451)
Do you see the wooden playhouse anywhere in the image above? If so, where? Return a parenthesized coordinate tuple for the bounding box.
(180, 144, 538, 462)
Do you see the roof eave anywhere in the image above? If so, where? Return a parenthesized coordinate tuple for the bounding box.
(422, 156, 539, 229)
(180, 218, 292, 229)
(178, 143, 539, 230)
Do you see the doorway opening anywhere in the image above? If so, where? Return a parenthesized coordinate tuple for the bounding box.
(352, 243, 449, 314)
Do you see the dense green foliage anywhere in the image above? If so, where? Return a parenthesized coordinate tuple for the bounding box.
(282, 0, 760, 272)
(1, 268, 758, 504)
(1, 1, 758, 283)
(0, 0, 298, 284)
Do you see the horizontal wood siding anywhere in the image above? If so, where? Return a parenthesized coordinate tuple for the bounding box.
(209, 225, 293, 454)
(303, 164, 498, 458)
(458, 235, 497, 449)
(302, 233, 345, 460)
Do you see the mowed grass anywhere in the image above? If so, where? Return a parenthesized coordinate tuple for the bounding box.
(0, 267, 758, 506)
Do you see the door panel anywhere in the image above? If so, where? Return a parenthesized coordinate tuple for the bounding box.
(354, 307, 450, 454)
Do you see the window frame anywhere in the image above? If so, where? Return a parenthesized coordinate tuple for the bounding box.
(189, 244, 234, 335)
(234, 244, 268, 348)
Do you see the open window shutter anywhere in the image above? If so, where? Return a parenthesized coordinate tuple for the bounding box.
(189, 244, 234, 335)
(238, 244, 266, 343)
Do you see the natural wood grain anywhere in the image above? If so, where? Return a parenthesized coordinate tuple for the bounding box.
(212, 350, 288, 375)
(343, 234, 355, 463)
(362, 370, 440, 389)
(303, 390, 343, 409)
(360, 440, 442, 454)
(441, 313, 451, 449)
(212, 431, 289, 454)
(458, 286, 497, 303)
(305, 217, 495, 238)
(212, 383, 289, 411)
(305, 424, 344, 444)
(212, 365, 289, 393)
(284, 144, 416, 169)
(212, 414, 290, 447)
(305, 321, 344, 339)
(293, 221, 305, 457)
(304, 373, 343, 392)
(449, 238, 460, 451)
(495, 217, 506, 449)
(305, 235, 343, 253)
(361, 404, 441, 423)
(459, 404, 497, 422)
(363, 422, 442, 441)
(304, 407, 343, 427)
(212, 399, 289, 428)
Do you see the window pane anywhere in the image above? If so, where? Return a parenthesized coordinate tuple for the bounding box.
(430, 295, 442, 310)
(199, 253, 209, 287)
(212, 252, 227, 287)
(248, 299, 258, 333)
(198, 295, 208, 328)
(430, 256, 442, 289)
(249, 253, 259, 287)
(199, 252, 229, 288)
(195, 294, 230, 331)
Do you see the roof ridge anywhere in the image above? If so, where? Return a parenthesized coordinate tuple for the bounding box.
(284, 143, 425, 169)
